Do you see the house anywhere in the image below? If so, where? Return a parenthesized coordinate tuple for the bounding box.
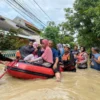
(0, 15, 18, 31)
(0, 15, 42, 43)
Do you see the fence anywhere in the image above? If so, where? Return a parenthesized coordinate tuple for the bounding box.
(1, 50, 16, 58)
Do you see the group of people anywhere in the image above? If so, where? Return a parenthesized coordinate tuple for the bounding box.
(0, 39, 100, 81)
(72, 46, 100, 71)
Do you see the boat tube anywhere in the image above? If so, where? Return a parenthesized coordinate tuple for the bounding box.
(7, 61, 55, 79)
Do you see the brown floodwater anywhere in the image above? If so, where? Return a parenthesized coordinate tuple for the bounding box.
(0, 64, 100, 100)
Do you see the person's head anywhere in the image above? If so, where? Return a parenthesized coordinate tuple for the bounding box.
(63, 44, 66, 48)
(64, 45, 70, 53)
(49, 40, 53, 48)
(74, 46, 78, 50)
(41, 39, 49, 49)
(29, 41, 33, 46)
(91, 47, 99, 54)
(57, 43, 63, 50)
(37, 44, 42, 49)
(80, 46, 86, 52)
(33, 42, 39, 49)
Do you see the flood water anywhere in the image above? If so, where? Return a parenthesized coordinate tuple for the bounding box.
(0, 64, 100, 100)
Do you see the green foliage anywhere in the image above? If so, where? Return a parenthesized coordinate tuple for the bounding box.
(41, 22, 60, 46)
(58, 34, 75, 48)
(0, 30, 16, 50)
(63, 0, 100, 48)
(41, 22, 75, 47)
(0, 29, 26, 50)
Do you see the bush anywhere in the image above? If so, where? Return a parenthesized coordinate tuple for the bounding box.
(0, 29, 27, 50)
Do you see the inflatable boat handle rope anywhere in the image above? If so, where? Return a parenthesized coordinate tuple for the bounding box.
(0, 60, 18, 79)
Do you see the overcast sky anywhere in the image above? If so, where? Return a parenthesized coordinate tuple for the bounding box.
(0, 0, 75, 28)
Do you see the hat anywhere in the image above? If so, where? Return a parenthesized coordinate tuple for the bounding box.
(63, 44, 66, 47)
(64, 44, 70, 48)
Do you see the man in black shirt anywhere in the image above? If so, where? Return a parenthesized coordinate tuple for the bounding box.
(19, 41, 34, 59)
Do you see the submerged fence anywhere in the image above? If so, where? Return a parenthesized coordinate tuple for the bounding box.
(1, 50, 16, 58)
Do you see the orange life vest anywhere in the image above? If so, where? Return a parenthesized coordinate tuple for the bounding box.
(16, 50, 21, 58)
(62, 53, 70, 61)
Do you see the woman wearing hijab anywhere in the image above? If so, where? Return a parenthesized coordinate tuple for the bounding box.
(57, 43, 64, 61)
(24, 42, 38, 61)
(76, 46, 88, 69)
(24, 42, 43, 61)
(32, 42, 40, 59)
(29, 39, 53, 67)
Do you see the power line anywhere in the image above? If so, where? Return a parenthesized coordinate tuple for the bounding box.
(13, 0, 46, 26)
(21, 0, 50, 23)
(19, 0, 39, 19)
(5, 0, 46, 27)
(16, 0, 47, 25)
(4, 0, 30, 22)
(32, 0, 52, 21)
(6, 0, 37, 24)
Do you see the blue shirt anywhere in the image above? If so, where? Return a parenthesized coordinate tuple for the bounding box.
(91, 53, 100, 71)
(72, 49, 79, 55)
(71, 49, 79, 62)
(51, 48, 59, 62)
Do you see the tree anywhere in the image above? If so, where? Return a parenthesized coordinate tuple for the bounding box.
(0, 29, 26, 50)
(63, 0, 100, 48)
(0, 29, 17, 50)
(41, 22, 75, 48)
(41, 22, 60, 46)
(58, 34, 75, 48)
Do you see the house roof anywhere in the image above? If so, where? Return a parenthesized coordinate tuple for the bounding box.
(24, 20, 40, 32)
(13, 16, 41, 34)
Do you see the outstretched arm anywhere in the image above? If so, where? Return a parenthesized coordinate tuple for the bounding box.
(94, 56, 100, 64)
(29, 57, 42, 62)
(53, 57, 59, 69)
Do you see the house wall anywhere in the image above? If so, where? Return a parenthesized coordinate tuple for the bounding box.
(0, 17, 18, 31)
(32, 35, 42, 43)
(0, 16, 41, 43)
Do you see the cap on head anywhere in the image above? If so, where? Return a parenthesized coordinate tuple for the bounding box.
(63, 44, 66, 47)
(65, 44, 70, 49)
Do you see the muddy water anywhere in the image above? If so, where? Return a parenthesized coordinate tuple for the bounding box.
(0, 64, 100, 100)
